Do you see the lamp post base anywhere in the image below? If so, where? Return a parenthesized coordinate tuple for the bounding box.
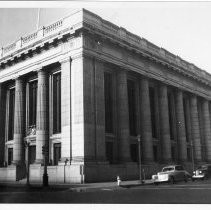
(43, 173, 48, 187)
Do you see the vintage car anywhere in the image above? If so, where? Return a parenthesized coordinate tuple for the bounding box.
(192, 164, 211, 181)
(152, 165, 191, 184)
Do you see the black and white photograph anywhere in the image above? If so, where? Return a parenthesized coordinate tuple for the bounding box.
(0, 1, 211, 206)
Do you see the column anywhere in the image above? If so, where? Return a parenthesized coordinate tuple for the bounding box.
(94, 60, 106, 162)
(36, 69, 49, 164)
(190, 95, 202, 162)
(202, 100, 211, 161)
(60, 58, 71, 162)
(175, 90, 187, 162)
(140, 78, 153, 162)
(0, 84, 6, 166)
(13, 77, 25, 165)
(116, 70, 131, 162)
(158, 84, 171, 162)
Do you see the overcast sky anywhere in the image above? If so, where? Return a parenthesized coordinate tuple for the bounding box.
(1, 1, 211, 74)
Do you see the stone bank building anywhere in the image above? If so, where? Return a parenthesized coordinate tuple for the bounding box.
(0, 9, 211, 183)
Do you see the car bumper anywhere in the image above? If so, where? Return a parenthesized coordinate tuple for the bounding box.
(192, 174, 205, 179)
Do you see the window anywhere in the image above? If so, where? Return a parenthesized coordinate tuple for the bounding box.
(106, 142, 113, 164)
(53, 143, 61, 165)
(8, 88, 15, 140)
(130, 144, 138, 162)
(175, 165, 184, 171)
(8, 148, 13, 165)
(29, 81, 37, 127)
(183, 98, 189, 142)
(168, 93, 174, 140)
(29, 146, 36, 164)
(104, 72, 113, 133)
(187, 147, 191, 161)
(171, 146, 176, 161)
(153, 145, 158, 162)
(127, 80, 137, 136)
(149, 87, 157, 138)
(53, 73, 61, 134)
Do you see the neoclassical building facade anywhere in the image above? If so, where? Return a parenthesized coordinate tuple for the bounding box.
(0, 9, 211, 183)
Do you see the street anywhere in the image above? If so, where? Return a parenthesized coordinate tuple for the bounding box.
(0, 180, 211, 203)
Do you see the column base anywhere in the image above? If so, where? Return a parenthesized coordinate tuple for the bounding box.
(58, 157, 71, 165)
(35, 159, 44, 165)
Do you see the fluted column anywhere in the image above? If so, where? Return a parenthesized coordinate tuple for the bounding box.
(60, 58, 71, 163)
(35, 69, 49, 164)
(202, 100, 211, 161)
(190, 95, 202, 162)
(158, 84, 171, 162)
(140, 78, 153, 162)
(117, 70, 131, 162)
(13, 77, 25, 165)
(175, 90, 187, 162)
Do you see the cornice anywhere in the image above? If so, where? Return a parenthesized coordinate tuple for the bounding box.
(1, 8, 211, 89)
(82, 9, 211, 87)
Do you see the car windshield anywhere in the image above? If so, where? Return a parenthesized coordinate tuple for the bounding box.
(197, 166, 207, 170)
(162, 167, 174, 172)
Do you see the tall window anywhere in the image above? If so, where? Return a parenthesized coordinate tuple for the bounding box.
(106, 142, 113, 164)
(149, 87, 157, 138)
(130, 144, 138, 162)
(8, 148, 13, 165)
(29, 81, 37, 126)
(53, 73, 61, 134)
(29, 146, 36, 164)
(8, 88, 15, 140)
(53, 143, 61, 165)
(127, 80, 137, 136)
(104, 72, 113, 133)
(183, 98, 189, 142)
(197, 99, 206, 161)
(168, 92, 174, 140)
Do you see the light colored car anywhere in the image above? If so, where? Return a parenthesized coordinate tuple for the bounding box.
(192, 164, 211, 181)
(152, 165, 191, 184)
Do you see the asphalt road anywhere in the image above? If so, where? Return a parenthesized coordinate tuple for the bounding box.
(0, 180, 211, 203)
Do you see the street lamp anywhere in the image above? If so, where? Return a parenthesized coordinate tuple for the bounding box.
(137, 134, 143, 184)
(24, 139, 30, 187)
(42, 144, 49, 187)
(190, 141, 195, 173)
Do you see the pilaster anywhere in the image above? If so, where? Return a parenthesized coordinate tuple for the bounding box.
(60, 57, 71, 162)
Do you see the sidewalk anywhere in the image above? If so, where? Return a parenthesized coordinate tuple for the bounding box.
(0, 179, 154, 192)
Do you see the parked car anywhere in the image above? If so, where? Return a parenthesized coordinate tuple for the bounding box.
(152, 165, 191, 184)
(192, 164, 211, 181)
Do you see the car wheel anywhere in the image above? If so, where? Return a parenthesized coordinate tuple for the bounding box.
(169, 176, 174, 184)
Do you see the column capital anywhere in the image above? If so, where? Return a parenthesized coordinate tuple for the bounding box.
(60, 57, 72, 64)
(33, 64, 44, 73)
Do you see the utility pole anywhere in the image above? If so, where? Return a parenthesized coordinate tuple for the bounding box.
(42, 144, 49, 187)
(25, 140, 30, 187)
(137, 134, 143, 183)
(191, 141, 195, 173)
